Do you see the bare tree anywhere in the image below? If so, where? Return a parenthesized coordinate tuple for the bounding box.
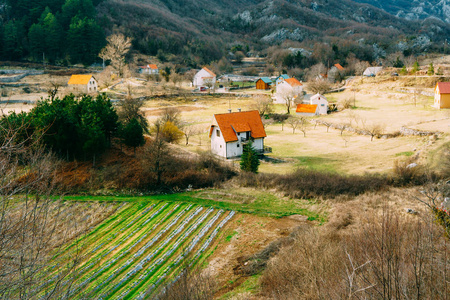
(279, 89, 296, 114)
(365, 122, 385, 141)
(251, 95, 274, 116)
(180, 123, 200, 145)
(287, 116, 301, 134)
(298, 117, 310, 137)
(203, 78, 215, 93)
(117, 96, 149, 133)
(354, 61, 369, 77)
(0, 128, 81, 299)
(99, 34, 133, 78)
(306, 79, 332, 94)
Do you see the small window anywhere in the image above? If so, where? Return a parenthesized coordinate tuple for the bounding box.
(216, 130, 220, 137)
(220, 145, 222, 148)
(237, 144, 240, 147)
(321, 104, 325, 106)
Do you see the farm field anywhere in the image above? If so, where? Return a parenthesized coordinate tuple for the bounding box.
(40, 201, 235, 299)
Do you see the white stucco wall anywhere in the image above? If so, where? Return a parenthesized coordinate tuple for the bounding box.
(210, 126, 226, 158)
(193, 69, 216, 88)
(87, 78, 98, 93)
(310, 95, 328, 115)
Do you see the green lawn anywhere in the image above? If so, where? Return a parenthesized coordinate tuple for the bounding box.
(64, 188, 325, 222)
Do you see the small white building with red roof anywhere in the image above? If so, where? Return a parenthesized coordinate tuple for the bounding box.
(209, 109, 267, 159)
(139, 64, 159, 75)
(193, 67, 216, 89)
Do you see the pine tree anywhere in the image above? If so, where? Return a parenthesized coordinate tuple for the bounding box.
(412, 61, 420, 74)
(240, 141, 260, 173)
(427, 63, 434, 76)
(122, 118, 145, 155)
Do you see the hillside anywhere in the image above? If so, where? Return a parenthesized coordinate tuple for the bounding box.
(97, 0, 450, 65)
(1, 0, 449, 66)
(353, 0, 450, 23)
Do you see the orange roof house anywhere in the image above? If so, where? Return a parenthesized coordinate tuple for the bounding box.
(209, 110, 268, 158)
(139, 64, 159, 74)
(68, 74, 97, 93)
(68, 74, 94, 85)
(285, 78, 303, 87)
(434, 82, 450, 109)
(334, 63, 344, 71)
(296, 104, 319, 116)
(194, 67, 217, 89)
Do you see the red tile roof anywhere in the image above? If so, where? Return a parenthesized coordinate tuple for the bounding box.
(285, 78, 302, 87)
(436, 82, 450, 94)
(139, 64, 158, 69)
(202, 67, 216, 77)
(296, 104, 318, 113)
(334, 63, 344, 71)
(212, 110, 266, 142)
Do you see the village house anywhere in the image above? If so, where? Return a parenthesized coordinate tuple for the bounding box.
(309, 93, 328, 115)
(67, 74, 98, 93)
(275, 74, 290, 86)
(193, 67, 216, 89)
(274, 77, 303, 104)
(210, 109, 267, 159)
(434, 82, 450, 109)
(138, 64, 159, 75)
(296, 104, 319, 116)
(328, 63, 345, 82)
(255, 77, 272, 90)
(363, 67, 383, 77)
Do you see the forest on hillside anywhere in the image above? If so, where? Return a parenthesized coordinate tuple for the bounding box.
(0, 0, 449, 69)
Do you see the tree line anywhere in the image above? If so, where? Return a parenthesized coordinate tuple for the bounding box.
(0, 93, 145, 164)
(0, 0, 105, 65)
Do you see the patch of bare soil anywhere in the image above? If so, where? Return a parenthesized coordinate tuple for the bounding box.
(143, 105, 206, 116)
(207, 213, 309, 297)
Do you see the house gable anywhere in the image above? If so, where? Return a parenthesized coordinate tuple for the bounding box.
(213, 110, 266, 143)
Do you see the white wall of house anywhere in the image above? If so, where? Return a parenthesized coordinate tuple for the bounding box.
(296, 111, 317, 117)
(310, 94, 328, 115)
(274, 81, 300, 104)
(193, 69, 216, 88)
(226, 141, 242, 158)
(140, 68, 159, 75)
(87, 78, 98, 93)
(210, 126, 227, 158)
(252, 138, 264, 151)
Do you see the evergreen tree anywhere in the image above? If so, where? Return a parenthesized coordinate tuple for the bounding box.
(240, 141, 260, 173)
(400, 65, 407, 75)
(3, 20, 25, 60)
(393, 56, 404, 68)
(122, 118, 145, 154)
(412, 61, 420, 74)
(428, 63, 434, 76)
(60, 0, 96, 29)
(67, 16, 105, 64)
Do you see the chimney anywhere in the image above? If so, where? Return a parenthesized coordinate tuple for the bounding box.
(237, 108, 241, 112)
(228, 109, 232, 113)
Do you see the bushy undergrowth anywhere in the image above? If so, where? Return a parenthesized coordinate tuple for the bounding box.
(238, 169, 390, 199)
(261, 208, 450, 299)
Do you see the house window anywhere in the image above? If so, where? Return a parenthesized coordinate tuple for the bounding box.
(321, 104, 325, 106)
(216, 130, 220, 137)
(237, 144, 240, 147)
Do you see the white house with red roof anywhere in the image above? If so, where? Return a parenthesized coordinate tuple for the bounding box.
(193, 67, 216, 89)
(274, 77, 303, 104)
(434, 82, 450, 109)
(209, 109, 267, 159)
(139, 64, 159, 75)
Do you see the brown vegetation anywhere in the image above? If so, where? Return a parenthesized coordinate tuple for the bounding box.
(261, 205, 450, 299)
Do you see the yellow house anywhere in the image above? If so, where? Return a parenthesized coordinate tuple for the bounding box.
(68, 74, 98, 94)
(434, 82, 450, 109)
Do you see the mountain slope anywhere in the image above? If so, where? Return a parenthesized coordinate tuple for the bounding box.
(353, 0, 450, 23)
